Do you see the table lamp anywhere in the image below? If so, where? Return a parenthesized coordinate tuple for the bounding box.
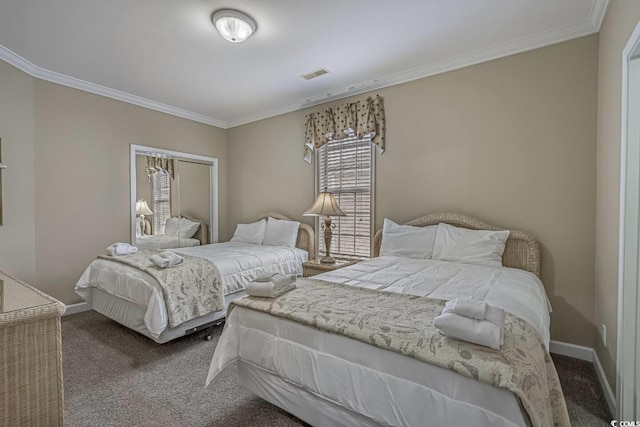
(135, 199, 154, 235)
(303, 190, 347, 263)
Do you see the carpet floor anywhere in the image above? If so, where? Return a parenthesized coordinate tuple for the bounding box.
(63, 311, 612, 426)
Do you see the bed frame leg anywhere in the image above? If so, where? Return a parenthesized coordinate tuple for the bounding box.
(184, 318, 225, 341)
(204, 326, 214, 341)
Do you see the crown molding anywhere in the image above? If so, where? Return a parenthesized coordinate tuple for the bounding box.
(591, 0, 610, 31)
(0, 0, 608, 130)
(0, 44, 227, 129)
(227, 2, 607, 127)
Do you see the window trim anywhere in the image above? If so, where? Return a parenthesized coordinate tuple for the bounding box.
(313, 137, 376, 260)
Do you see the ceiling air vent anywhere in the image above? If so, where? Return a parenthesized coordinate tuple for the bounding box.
(301, 68, 329, 80)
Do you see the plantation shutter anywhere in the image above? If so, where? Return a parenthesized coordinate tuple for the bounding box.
(151, 172, 171, 235)
(317, 136, 374, 259)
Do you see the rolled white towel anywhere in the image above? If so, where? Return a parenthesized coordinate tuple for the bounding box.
(149, 251, 184, 268)
(246, 281, 296, 298)
(107, 243, 138, 256)
(434, 312, 503, 350)
(442, 298, 487, 320)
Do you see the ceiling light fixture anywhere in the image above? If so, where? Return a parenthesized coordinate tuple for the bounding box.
(211, 9, 257, 43)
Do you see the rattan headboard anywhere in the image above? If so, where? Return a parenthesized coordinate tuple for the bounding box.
(251, 213, 316, 260)
(373, 213, 541, 278)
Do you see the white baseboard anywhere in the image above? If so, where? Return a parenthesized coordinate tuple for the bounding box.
(592, 349, 616, 417)
(549, 340, 616, 416)
(64, 302, 91, 315)
(549, 340, 593, 361)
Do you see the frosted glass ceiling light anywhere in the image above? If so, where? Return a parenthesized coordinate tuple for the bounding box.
(212, 9, 257, 43)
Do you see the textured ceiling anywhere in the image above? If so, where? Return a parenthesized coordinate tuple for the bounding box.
(0, 0, 608, 128)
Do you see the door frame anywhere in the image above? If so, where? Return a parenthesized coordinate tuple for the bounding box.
(617, 18, 640, 420)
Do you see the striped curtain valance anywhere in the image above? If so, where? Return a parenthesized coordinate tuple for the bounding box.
(304, 95, 385, 163)
(146, 156, 174, 180)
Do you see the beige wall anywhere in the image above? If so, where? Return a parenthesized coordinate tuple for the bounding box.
(33, 80, 227, 304)
(0, 61, 36, 283)
(228, 35, 599, 347)
(595, 1, 640, 389)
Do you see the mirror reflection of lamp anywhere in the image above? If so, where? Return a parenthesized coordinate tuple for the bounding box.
(135, 199, 153, 236)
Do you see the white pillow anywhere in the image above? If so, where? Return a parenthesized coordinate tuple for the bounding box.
(230, 219, 267, 245)
(165, 217, 201, 238)
(431, 223, 510, 267)
(379, 219, 437, 259)
(262, 217, 300, 247)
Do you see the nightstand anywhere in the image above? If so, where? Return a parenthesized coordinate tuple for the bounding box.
(303, 259, 359, 278)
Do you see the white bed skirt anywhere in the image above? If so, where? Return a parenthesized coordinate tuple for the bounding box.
(238, 361, 380, 427)
(209, 307, 530, 427)
(89, 288, 245, 343)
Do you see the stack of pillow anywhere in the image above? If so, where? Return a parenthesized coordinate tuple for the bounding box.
(230, 217, 300, 247)
(379, 219, 510, 267)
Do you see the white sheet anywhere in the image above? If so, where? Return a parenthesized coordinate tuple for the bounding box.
(207, 256, 553, 426)
(135, 235, 200, 249)
(75, 242, 308, 337)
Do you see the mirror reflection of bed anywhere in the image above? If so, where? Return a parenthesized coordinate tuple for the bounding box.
(132, 146, 217, 249)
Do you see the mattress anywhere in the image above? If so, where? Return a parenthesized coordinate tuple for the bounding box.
(76, 242, 308, 338)
(135, 235, 200, 249)
(207, 256, 553, 426)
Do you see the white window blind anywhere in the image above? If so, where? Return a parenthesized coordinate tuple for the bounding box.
(317, 136, 374, 259)
(151, 172, 171, 235)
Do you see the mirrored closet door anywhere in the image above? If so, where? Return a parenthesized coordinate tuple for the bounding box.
(130, 145, 218, 249)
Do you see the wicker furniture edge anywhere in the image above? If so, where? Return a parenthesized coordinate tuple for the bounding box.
(0, 270, 65, 427)
(0, 271, 66, 325)
(253, 212, 316, 260)
(372, 213, 541, 278)
(303, 260, 357, 277)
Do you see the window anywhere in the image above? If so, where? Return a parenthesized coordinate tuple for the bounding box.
(151, 171, 171, 235)
(316, 136, 374, 259)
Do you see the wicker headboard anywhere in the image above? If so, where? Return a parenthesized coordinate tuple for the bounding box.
(251, 213, 316, 260)
(373, 213, 541, 278)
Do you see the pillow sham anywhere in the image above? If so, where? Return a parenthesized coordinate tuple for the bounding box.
(262, 217, 300, 247)
(431, 222, 510, 267)
(165, 217, 201, 239)
(230, 219, 267, 245)
(379, 218, 437, 259)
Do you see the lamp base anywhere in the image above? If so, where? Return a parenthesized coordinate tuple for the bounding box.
(319, 254, 336, 264)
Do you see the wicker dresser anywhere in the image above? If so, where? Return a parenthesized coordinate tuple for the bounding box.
(0, 271, 65, 427)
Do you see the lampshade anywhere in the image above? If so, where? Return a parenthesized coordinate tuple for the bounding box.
(303, 191, 347, 217)
(212, 9, 257, 43)
(135, 199, 153, 216)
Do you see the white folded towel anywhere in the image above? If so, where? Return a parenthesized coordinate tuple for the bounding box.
(485, 305, 505, 345)
(246, 274, 297, 298)
(106, 243, 138, 256)
(434, 312, 503, 350)
(254, 272, 278, 282)
(442, 298, 487, 320)
(246, 282, 296, 298)
(149, 251, 184, 268)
